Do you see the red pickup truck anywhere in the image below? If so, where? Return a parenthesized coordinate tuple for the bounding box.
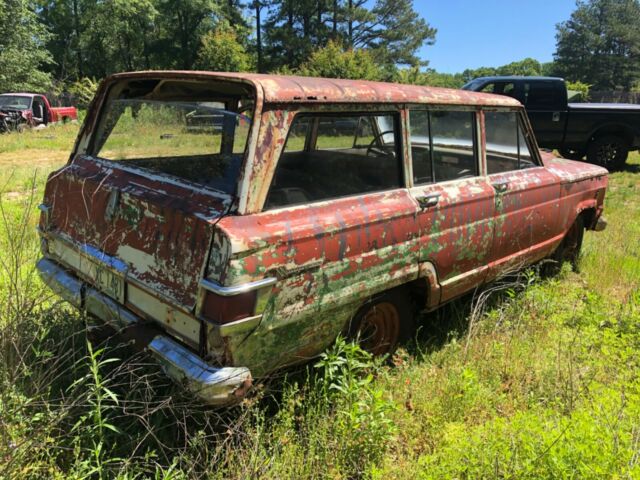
(0, 93, 78, 131)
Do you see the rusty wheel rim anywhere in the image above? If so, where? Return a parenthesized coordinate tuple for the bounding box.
(358, 302, 401, 356)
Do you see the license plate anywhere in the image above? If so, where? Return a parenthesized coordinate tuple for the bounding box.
(92, 263, 125, 302)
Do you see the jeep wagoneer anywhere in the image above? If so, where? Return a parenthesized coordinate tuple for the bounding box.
(37, 72, 608, 405)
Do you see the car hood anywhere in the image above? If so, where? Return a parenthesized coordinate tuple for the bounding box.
(542, 154, 609, 183)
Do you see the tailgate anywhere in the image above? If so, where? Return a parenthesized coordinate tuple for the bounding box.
(40, 155, 229, 310)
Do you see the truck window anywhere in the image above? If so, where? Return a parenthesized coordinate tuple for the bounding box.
(479, 82, 516, 98)
(409, 109, 478, 184)
(265, 113, 402, 209)
(523, 81, 563, 110)
(485, 111, 537, 173)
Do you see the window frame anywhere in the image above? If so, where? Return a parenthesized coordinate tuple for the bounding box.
(483, 107, 543, 175)
(263, 110, 406, 211)
(407, 106, 481, 187)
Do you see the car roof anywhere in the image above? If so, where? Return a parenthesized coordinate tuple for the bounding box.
(0, 93, 37, 97)
(106, 71, 522, 107)
(468, 76, 565, 83)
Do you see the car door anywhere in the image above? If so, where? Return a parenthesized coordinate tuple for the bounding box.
(235, 109, 420, 371)
(407, 108, 496, 304)
(522, 80, 568, 149)
(484, 110, 561, 280)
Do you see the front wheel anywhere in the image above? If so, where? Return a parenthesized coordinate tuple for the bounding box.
(348, 290, 414, 357)
(587, 135, 628, 170)
(547, 215, 584, 274)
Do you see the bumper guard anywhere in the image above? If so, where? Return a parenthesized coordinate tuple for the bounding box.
(36, 258, 252, 406)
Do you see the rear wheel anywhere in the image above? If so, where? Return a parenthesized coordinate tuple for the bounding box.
(348, 290, 414, 357)
(587, 135, 628, 169)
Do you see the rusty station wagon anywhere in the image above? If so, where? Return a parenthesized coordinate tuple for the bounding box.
(36, 72, 608, 405)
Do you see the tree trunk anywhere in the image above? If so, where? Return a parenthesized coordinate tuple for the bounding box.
(72, 0, 83, 78)
(255, 1, 263, 72)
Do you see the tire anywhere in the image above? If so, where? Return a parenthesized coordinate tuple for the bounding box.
(559, 148, 585, 161)
(547, 215, 585, 274)
(587, 135, 629, 170)
(347, 289, 415, 356)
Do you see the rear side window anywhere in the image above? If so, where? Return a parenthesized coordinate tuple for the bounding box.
(265, 113, 402, 209)
(523, 81, 563, 109)
(485, 111, 538, 174)
(409, 109, 478, 185)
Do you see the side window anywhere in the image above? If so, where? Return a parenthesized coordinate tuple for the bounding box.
(265, 113, 402, 209)
(410, 109, 478, 184)
(430, 111, 477, 182)
(284, 116, 310, 152)
(524, 81, 562, 109)
(480, 82, 516, 98)
(408, 110, 432, 184)
(479, 83, 496, 93)
(485, 111, 538, 174)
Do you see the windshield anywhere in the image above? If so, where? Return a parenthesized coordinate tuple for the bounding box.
(461, 80, 483, 91)
(92, 98, 252, 195)
(0, 95, 31, 110)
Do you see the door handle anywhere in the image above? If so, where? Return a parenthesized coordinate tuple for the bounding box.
(416, 194, 440, 210)
(552, 112, 560, 122)
(492, 181, 509, 193)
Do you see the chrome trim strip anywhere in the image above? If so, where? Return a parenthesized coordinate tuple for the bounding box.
(205, 314, 262, 337)
(36, 258, 82, 306)
(44, 232, 193, 314)
(148, 336, 252, 406)
(38, 203, 51, 230)
(200, 276, 277, 297)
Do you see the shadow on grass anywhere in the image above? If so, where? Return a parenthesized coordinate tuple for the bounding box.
(619, 162, 640, 174)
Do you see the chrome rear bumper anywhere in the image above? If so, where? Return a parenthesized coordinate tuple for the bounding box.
(36, 258, 252, 406)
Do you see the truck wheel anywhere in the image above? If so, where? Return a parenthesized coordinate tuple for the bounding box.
(559, 148, 585, 161)
(587, 135, 628, 169)
(348, 289, 415, 356)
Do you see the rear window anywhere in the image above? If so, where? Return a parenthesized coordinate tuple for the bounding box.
(90, 79, 254, 195)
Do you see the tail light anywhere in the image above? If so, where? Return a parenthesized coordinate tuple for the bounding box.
(198, 278, 275, 325)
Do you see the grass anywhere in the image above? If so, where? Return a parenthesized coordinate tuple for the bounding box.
(0, 126, 639, 479)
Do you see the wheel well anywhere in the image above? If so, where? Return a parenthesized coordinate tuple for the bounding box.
(591, 126, 633, 146)
(405, 277, 430, 313)
(578, 207, 597, 230)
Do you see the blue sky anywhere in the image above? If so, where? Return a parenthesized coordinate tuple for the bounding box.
(415, 0, 577, 73)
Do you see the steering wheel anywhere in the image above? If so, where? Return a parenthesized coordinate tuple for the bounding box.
(366, 130, 396, 157)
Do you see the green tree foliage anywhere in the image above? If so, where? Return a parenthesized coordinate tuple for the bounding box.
(196, 26, 252, 72)
(396, 67, 465, 88)
(296, 40, 384, 80)
(566, 80, 591, 101)
(263, 0, 435, 72)
(0, 0, 52, 92)
(16, 0, 438, 91)
(461, 58, 547, 83)
(554, 0, 640, 90)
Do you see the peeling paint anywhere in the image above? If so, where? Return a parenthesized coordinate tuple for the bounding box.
(37, 71, 609, 385)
